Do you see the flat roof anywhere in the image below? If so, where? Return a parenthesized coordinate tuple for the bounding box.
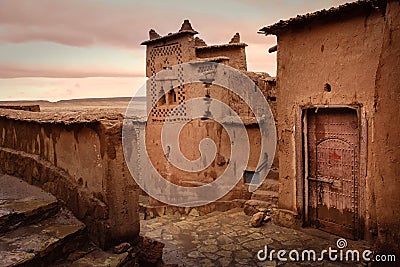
(195, 43, 247, 51)
(141, 30, 198, 45)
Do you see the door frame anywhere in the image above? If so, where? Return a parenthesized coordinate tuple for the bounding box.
(294, 104, 367, 240)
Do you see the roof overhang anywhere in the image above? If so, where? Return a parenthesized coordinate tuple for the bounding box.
(258, 0, 388, 36)
(141, 30, 198, 45)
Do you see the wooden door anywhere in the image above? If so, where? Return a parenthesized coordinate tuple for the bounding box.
(307, 108, 359, 239)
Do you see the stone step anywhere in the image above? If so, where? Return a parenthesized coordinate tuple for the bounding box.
(251, 189, 278, 204)
(72, 249, 133, 267)
(258, 179, 279, 192)
(0, 174, 59, 234)
(187, 207, 245, 226)
(140, 198, 247, 220)
(0, 174, 138, 267)
(187, 210, 224, 222)
(50, 241, 135, 267)
(0, 208, 86, 267)
(244, 199, 278, 216)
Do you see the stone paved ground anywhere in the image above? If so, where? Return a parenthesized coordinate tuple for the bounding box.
(140, 208, 371, 267)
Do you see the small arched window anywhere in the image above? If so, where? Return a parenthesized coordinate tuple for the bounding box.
(167, 89, 177, 104)
(158, 88, 166, 105)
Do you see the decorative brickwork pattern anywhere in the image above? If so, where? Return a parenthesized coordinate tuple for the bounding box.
(149, 43, 187, 122)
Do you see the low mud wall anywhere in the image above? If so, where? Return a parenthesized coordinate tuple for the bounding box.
(0, 105, 40, 112)
(0, 110, 140, 249)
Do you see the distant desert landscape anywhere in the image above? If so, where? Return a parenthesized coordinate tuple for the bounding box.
(0, 96, 146, 116)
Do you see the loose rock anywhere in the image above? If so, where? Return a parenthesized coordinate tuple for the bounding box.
(113, 242, 131, 254)
(189, 208, 200, 217)
(264, 215, 272, 223)
(251, 212, 265, 227)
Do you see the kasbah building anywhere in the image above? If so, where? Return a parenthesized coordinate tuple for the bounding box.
(140, 0, 400, 259)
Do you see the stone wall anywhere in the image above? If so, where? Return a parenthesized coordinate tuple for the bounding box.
(0, 110, 140, 249)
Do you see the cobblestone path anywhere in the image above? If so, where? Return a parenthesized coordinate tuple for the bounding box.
(140, 208, 370, 266)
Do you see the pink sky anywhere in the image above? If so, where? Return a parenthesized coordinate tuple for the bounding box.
(0, 0, 352, 101)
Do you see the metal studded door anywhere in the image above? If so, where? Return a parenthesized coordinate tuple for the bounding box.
(307, 108, 359, 239)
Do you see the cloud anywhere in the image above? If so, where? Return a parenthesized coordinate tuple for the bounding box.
(0, 77, 146, 101)
(0, 0, 353, 49)
(0, 0, 162, 48)
(0, 0, 355, 93)
(246, 40, 277, 75)
(0, 63, 144, 78)
(0, 0, 281, 49)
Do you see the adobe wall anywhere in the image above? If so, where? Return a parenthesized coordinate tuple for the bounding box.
(370, 1, 400, 257)
(145, 34, 197, 77)
(275, 1, 400, 255)
(142, 23, 278, 214)
(0, 110, 140, 249)
(145, 82, 262, 202)
(276, 10, 383, 221)
(145, 74, 277, 208)
(195, 45, 248, 71)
